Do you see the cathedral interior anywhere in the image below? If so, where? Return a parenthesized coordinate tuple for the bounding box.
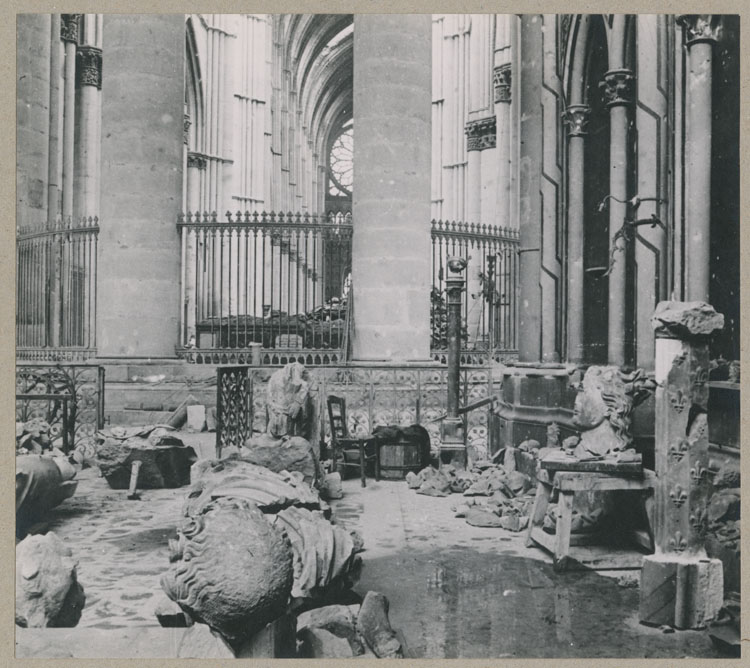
(15, 13, 741, 659)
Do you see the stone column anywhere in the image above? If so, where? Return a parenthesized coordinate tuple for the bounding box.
(60, 14, 79, 219)
(493, 64, 512, 230)
(640, 301, 724, 629)
(97, 15, 184, 357)
(351, 14, 432, 362)
(74, 44, 102, 217)
(563, 105, 590, 364)
(601, 68, 634, 367)
(184, 152, 207, 342)
(464, 117, 496, 347)
(678, 16, 720, 303)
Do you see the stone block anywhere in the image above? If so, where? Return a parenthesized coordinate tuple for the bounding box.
(235, 614, 297, 658)
(639, 558, 677, 626)
(176, 623, 235, 658)
(154, 595, 192, 628)
(296, 604, 364, 655)
(186, 405, 206, 432)
(640, 555, 723, 629)
(96, 437, 197, 489)
(356, 591, 402, 658)
(297, 627, 355, 658)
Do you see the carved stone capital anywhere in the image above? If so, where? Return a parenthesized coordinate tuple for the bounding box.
(465, 117, 497, 152)
(60, 14, 81, 44)
(677, 15, 722, 45)
(187, 151, 207, 170)
(600, 69, 635, 108)
(76, 46, 102, 89)
(493, 64, 512, 104)
(562, 104, 591, 137)
(184, 114, 192, 145)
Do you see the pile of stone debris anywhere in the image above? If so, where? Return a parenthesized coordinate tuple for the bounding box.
(405, 459, 536, 532)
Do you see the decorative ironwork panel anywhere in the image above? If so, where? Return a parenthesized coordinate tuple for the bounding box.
(15, 363, 104, 452)
(216, 366, 253, 458)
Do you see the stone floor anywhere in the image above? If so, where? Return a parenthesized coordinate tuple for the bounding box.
(16, 432, 722, 659)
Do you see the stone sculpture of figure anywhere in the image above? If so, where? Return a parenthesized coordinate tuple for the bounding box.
(571, 365, 654, 459)
(266, 362, 312, 439)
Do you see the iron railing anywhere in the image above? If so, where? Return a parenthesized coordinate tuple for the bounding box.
(15, 363, 105, 453)
(430, 220, 519, 364)
(16, 216, 99, 361)
(177, 211, 352, 365)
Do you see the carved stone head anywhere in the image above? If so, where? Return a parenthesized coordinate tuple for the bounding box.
(573, 365, 653, 452)
(161, 496, 293, 648)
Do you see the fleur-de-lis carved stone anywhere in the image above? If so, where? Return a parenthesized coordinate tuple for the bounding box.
(668, 389, 687, 413)
(668, 531, 688, 553)
(668, 438, 690, 463)
(669, 485, 688, 508)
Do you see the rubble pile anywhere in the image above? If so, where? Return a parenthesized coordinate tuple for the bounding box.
(405, 459, 535, 533)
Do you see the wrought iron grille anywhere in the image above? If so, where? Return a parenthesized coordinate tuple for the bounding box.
(15, 363, 105, 452)
(431, 220, 519, 363)
(216, 365, 253, 458)
(16, 216, 99, 361)
(177, 211, 351, 365)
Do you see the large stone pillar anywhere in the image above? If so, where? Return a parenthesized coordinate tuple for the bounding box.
(601, 68, 634, 366)
(640, 301, 724, 629)
(97, 15, 184, 357)
(351, 14, 432, 361)
(678, 15, 719, 303)
(17, 14, 51, 231)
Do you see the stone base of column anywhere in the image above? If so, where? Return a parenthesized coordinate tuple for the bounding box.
(640, 554, 723, 629)
(490, 365, 578, 453)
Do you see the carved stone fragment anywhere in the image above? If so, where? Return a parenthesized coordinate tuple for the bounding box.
(242, 433, 321, 486)
(16, 532, 85, 628)
(270, 506, 361, 601)
(187, 455, 321, 514)
(651, 301, 724, 339)
(161, 496, 294, 648)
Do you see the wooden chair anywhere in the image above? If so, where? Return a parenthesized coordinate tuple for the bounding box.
(326, 395, 378, 487)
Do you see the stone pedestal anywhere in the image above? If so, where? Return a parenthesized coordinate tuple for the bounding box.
(351, 14, 432, 362)
(640, 301, 724, 629)
(491, 365, 578, 455)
